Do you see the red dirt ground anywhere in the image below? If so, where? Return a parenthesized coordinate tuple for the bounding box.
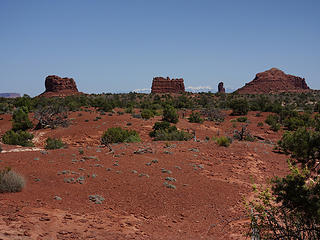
(0, 109, 289, 239)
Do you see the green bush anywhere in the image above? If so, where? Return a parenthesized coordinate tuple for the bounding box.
(45, 138, 66, 150)
(257, 122, 264, 127)
(265, 114, 281, 132)
(270, 122, 281, 132)
(216, 136, 232, 147)
(141, 109, 155, 120)
(314, 102, 320, 113)
(12, 107, 33, 131)
(0, 167, 25, 193)
(2, 130, 34, 147)
(101, 127, 141, 144)
(278, 127, 320, 169)
(162, 106, 179, 123)
(202, 108, 225, 122)
(230, 98, 249, 116)
(237, 116, 248, 122)
(283, 117, 305, 131)
(149, 121, 192, 141)
(188, 112, 204, 123)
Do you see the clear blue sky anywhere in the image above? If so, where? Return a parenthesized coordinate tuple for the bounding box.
(1, 0, 319, 96)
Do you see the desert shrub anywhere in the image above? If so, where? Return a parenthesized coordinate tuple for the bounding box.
(149, 121, 192, 141)
(0, 102, 14, 114)
(188, 112, 204, 123)
(12, 107, 33, 131)
(101, 127, 141, 144)
(2, 130, 34, 147)
(0, 144, 2, 153)
(230, 98, 249, 116)
(0, 167, 25, 193)
(162, 106, 179, 123)
(201, 107, 225, 122)
(249, 126, 320, 239)
(265, 114, 279, 126)
(283, 117, 305, 131)
(125, 107, 133, 114)
(265, 114, 281, 132)
(257, 122, 263, 127)
(236, 116, 248, 122)
(315, 102, 320, 113)
(141, 109, 155, 120)
(233, 125, 255, 141)
(270, 122, 281, 132)
(34, 105, 69, 129)
(314, 114, 320, 131)
(278, 127, 320, 170)
(45, 138, 66, 150)
(216, 136, 232, 147)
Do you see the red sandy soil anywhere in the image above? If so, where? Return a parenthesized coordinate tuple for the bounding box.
(0, 109, 289, 239)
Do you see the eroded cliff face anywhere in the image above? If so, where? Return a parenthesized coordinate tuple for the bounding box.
(237, 68, 310, 94)
(39, 75, 82, 97)
(151, 77, 185, 94)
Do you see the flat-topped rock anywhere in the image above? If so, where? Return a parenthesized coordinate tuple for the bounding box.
(39, 75, 82, 97)
(151, 77, 185, 94)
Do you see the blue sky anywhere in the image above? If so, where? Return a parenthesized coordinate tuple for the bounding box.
(0, 0, 319, 96)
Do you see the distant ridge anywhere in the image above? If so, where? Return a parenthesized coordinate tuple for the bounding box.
(0, 93, 20, 98)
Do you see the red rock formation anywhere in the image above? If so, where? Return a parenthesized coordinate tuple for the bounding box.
(237, 68, 310, 94)
(218, 82, 225, 93)
(39, 75, 82, 97)
(151, 77, 185, 93)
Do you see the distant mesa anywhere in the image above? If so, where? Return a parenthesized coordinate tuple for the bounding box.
(0, 93, 20, 98)
(151, 77, 185, 94)
(218, 82, 225, 93)
(38, 75, 82, 97)
(236, 68, 310, 94)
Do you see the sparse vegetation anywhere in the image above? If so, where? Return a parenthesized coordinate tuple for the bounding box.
(149, 121, 192, 141)
(45, 137, 66, 150)
(188, 111, 204, 123)
(141, 109, 155, 119)
(101, 127, 141, 144)
(0, 167, 25, 193)
(216, 136, 232, 147)
(2, 130, 34, 147)
(162, 105, 179, 123)
(12, 107, 33, 131)
(230, 98, 249, 116)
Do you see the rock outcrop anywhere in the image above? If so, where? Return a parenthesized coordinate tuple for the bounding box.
(237, 68, 310, 94)
(39, 75, 81, 97)
(0, 93, 20, 98)
(151, 77, 185, 94)
(218, 82, 225, 93)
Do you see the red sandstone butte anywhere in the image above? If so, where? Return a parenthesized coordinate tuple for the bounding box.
(236, 68, 310, 94)
(38, 75, 82, 97)
(151, 77, 185, 94)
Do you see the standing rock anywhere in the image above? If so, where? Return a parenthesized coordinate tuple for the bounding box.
(218, 82, 225, 93)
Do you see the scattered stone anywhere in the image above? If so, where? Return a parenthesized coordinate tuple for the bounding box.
(163, 182, 176, 189)
(54, 196, 62, 201)
(89, 195, 105, 204)
(134, 147, 153, 154)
